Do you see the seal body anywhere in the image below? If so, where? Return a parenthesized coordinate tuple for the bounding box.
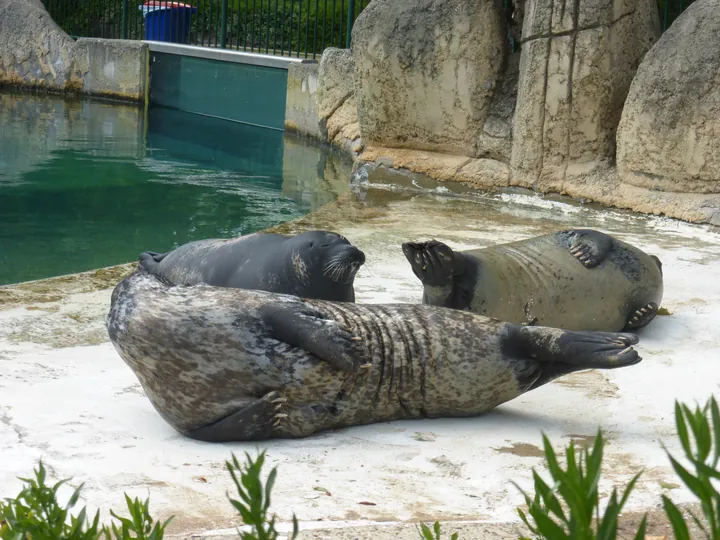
(138, 230, 365, 302)
(107, 269, 642, 442)
(402, 229, 664, 332)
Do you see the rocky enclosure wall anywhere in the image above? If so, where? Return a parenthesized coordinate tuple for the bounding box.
(0, 0, 147, 101)
(297, 0, 720, 226)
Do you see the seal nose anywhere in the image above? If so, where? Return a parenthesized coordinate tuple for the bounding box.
(350, 246, 366, 265)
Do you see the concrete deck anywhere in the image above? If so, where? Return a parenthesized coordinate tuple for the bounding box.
(2, 177, 719, 538)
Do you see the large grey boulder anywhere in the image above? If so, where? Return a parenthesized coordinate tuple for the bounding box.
(0, 0, 81, 90)
(617, 0, 720, 194)
(316, 47, 361, 154)
(510, 0, 660, 187)
(351, 0, 506, 158)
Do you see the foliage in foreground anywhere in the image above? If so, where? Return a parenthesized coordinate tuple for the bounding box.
(0, 460, 171, 539)
(514, 431, 647, 540)
(226, 451, 298, 540)
(1, 396, 719, 539)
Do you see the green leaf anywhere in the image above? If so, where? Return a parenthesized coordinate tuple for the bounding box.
(662, 495, 691, 540)
(675, 401, 693, 459)
(632, 514, 647, 540)
(418, 522, 434, 540)
(618, 470, 643, 512)
(710, 397, 720, 468)
(667, 454, 712, 501)
(526, 502, 571, 540)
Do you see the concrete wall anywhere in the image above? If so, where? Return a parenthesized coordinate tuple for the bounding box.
(75, 39, 148, 102)
(284, 61, 323, 139)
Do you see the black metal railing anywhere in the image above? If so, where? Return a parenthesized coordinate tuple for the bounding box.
(42, 0, 697, 61)
(42, 0, 369, 59)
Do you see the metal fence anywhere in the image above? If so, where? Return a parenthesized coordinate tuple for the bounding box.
(42, 0, 696, 61)
(42, 0, 369, 59)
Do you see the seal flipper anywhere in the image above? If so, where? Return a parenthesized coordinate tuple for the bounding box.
(624, 302, 659, 330)
(259, 303, 368, 374)
(504, 325, 642, 390)
(138, 251, 169, 273)
(402, 240, 458, 307)
(564, 229, 614, 269)
(187, 390, 283, 442)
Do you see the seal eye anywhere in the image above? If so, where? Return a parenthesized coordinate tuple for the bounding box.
(309, 242, 314, 247)
(320, 244, 330, 248)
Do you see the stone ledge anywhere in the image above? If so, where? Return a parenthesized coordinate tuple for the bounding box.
(356, 146, 720, 226)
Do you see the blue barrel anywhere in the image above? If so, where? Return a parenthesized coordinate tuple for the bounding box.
(141, 2, 198, 44)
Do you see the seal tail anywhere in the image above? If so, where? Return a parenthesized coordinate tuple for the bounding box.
(138, 251, 168, 273)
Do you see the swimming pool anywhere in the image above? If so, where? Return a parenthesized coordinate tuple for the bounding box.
(0, 92, 352, 286)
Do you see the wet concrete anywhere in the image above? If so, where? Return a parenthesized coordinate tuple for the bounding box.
(1, 171, 719, 538)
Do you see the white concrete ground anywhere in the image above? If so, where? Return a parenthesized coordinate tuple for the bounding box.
(1, 181, 719, 538)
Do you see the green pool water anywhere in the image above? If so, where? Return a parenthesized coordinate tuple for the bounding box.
(0, 92, 352, 286)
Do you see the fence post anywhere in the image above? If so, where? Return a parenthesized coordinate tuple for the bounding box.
(345, 0, 355, 48)
(221, 0, 229, 48)
(122, 0, 129, 39)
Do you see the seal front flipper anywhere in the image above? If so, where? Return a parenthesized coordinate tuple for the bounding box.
(402, 240, 460, 307)
(138, 251, 169, 273)
(402, 240, 456, 286)
(187, 391, 283, 442)
(563, 229, 614, 269)
(624, 302, 659, 330)
(259, 303, 368, 373)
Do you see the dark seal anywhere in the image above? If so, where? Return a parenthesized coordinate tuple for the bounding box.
(106, 268, 643, 442)
(138, 230, 365, 302)
(402, 229, 664, 332)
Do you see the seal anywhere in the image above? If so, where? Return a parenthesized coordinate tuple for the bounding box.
(402, 229, 664, 332)
(106, 268, 642, 442)
(137, 230, 365, 302)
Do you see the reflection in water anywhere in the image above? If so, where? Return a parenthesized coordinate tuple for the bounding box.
(0, 92, 353, 286)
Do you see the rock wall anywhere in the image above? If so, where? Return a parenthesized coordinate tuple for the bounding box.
(350, 0, 507, 157)
(616, 0, 720, 194)
(0, 0, 147, 101)
(0, 0, 82, 91)
(316, 48, 362, 156)
(510, 0, 660, 188)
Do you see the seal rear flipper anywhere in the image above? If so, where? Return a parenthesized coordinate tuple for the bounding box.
(259, 303, 369, 374)
(506, 325, 642, 369)
(624, 302, 659, 330)
(562, 229, 614, 269)
(187, 391, 283, 442)
(138, 251, 169, 273)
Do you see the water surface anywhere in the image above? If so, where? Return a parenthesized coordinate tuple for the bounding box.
(0, 93, 351, 285)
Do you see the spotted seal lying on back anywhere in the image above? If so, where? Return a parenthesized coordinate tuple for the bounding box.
(106, 268, 642, 442)
(138, 230, 365, 302)
(402, 229, 664, 332)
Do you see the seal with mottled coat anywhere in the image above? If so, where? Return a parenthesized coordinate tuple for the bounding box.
(402, 229, 664, 332)
(138, 230, 365, 302)
(106, 268, 643, 442)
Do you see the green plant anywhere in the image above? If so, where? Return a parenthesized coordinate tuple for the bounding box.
(226, 451, 299, 540)
(102, 495, 173, 539)
(0, 460, 172, 540)
(513, 431, 647, 540)
(417, 521, 458, 540)
(662, 396, 720, 539)
(0, 460, 102, 540)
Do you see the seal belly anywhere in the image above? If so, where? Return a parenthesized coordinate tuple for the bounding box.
(474, 238, 633, 331)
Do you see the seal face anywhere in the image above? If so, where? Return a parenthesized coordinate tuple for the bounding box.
(402, 229, 665, 332)
(137, 230, 365, 302)
(107, 269, 642, 442)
